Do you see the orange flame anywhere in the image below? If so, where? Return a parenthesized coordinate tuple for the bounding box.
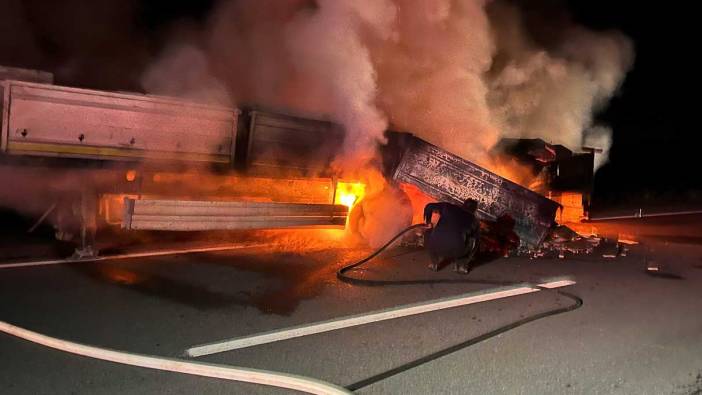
(334, 181, 366, 208)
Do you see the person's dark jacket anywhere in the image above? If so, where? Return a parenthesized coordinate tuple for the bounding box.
(424, 202, 479, 258)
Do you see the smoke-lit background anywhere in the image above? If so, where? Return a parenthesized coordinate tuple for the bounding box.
(0, 0, 697, 211)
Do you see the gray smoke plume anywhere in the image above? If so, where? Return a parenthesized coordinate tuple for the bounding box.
(487, 2, 634, 168)
(141, 43, 231, 105)
(141, 0, 634, 172)
(284, 0, 396, 166)
(370, 0, 498, 163)
(583, 125, 613, 171)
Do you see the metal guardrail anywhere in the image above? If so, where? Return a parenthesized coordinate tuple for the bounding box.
(122, 199, 348, 231)
(589, 209, 702, 222)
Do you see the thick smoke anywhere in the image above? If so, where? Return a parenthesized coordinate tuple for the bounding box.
(583, 125, 613, 171)
(370, 0, 498, 163)
(487, 2, 634, 167)
(141, 43, 231, 105)
(141, 0, 633, 171)
(285, 1, 396, 166)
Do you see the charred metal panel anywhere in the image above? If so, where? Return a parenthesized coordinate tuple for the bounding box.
(244, 110, 344, 176)
(493, 137, 595, 193)
(392, 136, 559, 247)
(380, 131, 415, 178)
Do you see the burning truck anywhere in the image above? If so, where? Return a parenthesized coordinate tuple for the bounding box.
(0, 65, 593, 257)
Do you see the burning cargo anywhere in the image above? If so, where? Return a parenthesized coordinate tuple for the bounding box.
(492, 138, 597, 224)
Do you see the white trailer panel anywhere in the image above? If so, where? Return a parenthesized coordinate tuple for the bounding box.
(1, 81, 238, 163)
(122, 199, 348, 231)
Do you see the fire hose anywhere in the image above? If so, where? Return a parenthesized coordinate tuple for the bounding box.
(0, 224, 582, 394)
(0, 245, 352, 395)
(337, 223, 583, 392)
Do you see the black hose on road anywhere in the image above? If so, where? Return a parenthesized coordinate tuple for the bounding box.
(338, 224, 428, 278)
(336, 224, 584, 392)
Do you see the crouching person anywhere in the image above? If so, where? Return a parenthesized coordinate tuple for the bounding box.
(423, 198, 480, 274)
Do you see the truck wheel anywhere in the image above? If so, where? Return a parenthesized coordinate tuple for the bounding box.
(348, 186, 413, 248)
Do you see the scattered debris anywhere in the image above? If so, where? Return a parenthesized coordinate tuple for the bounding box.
(618, 246, 628, 257)
(528, 225, 601, 259)
(524, 225, 641, 260)
(617, 234, 639, 245)
(600, 242, 621, 259)
(480, 214, 520, 258)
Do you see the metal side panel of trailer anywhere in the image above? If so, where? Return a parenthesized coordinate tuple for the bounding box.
(0, 80, 238, 163)
(122, 199, 348, 231)
(391, 135, 560, 247)
(242, 110, 344, 176)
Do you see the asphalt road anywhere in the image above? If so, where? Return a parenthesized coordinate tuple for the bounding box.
(0, 236, 701, 394)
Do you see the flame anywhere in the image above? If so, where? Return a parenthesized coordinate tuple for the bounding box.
(548, 191, 586, 224)
(147, 172, 336, 204)
(489, 155, 546, 192)
(335, 181, 365, 208)
(399, 183, 437, 224)
(125, 169, 137, 182)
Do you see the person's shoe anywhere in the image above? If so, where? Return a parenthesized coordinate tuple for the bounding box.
(456, 264, 471, 275)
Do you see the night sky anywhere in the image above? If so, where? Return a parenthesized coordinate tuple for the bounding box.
(563, 1, 700, 209)
(0, 0, 698, 210)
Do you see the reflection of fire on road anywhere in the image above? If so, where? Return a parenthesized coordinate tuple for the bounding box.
(98, 267, 144, 286)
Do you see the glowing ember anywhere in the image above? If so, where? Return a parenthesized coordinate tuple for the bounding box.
(335, 182, 365, 208)
(125, 169, 137, 182)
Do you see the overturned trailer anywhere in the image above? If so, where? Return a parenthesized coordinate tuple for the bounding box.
(0, 77, 350, 255)
(383, 133, 560, 248)
(1, 67, 560, 254)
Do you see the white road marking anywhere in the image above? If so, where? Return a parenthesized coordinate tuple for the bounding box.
(0, 320, 350, 395)
(185, 278, 576, 358)
(0, 243, 270, 269)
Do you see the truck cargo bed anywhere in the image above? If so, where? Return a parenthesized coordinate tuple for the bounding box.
(389, 134, 560, 247)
